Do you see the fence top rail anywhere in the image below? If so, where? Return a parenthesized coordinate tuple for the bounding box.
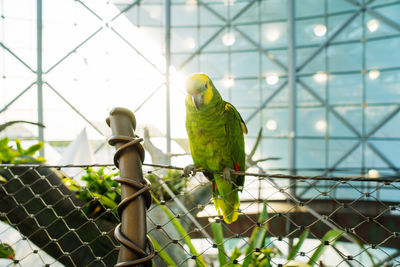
(1, 163, 399, 183)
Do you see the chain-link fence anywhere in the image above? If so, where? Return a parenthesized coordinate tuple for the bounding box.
(1, 162, 399, 267)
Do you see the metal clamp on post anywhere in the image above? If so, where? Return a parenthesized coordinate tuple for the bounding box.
(106, 107, 154, 267)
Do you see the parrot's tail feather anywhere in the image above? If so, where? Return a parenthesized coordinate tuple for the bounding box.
(212, 175, 240, 224)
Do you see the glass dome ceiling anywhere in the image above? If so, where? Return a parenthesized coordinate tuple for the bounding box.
(1, 0, 400, 176)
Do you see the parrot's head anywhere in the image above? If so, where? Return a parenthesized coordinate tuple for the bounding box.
(185, 73, 220, 110)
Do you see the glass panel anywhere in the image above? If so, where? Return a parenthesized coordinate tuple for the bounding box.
(297, 139, 326, 168)
(262, 108, 289, 137)
(328, 43, 362, 72)
(329, 74, 363, 105)
(297, 107, 326, 136)
(366, 37, 400, 69)
(231, 79, 260, 108)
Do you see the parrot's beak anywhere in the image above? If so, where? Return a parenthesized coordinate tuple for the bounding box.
(192, 93, 203, 110)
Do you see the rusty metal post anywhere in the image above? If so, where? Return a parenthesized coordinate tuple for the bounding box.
(106, 107, 154, 267)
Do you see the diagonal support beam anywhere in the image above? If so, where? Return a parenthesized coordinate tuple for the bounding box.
(45, 27, 104, 74)
(365, 105, 400, 138)
(233, 26, 288, 72)
(367, 142, 400, 176)
(297, 141, 361, 198)
(245, 80, 288, 123)
(45, 82, 105, 137)
(297, 11, 360, 72)
(367, 8, 400, 32)
(178, 0, 258, 70)
(0, 82, 36, 114)
(0, 42, 36, 73)
(298, 79, 362, 138)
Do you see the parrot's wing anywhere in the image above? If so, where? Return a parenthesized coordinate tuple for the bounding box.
(223, 101, 247, 188)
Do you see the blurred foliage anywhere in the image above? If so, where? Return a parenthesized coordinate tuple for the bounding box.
(62, 167, 121, 223)
(146, 170, 187, 201)
(62, 168, 186, 224)
(0, 243, 15, 260)
(0, 137, 45, 164)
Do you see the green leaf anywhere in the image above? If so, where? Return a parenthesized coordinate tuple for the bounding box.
(152, 194, 206, 267)
(242, 202, 268, 267)
(15, 138, 23, 154)
(91, 192, 118, 209)
(148, 234, 177, 266)
(24, 142, 44, 156)
(307, 229, 343, 266)
(211, 222, 228, 266)
(287, 229, 310, 261)
(0, 243, 15, 260)
(0, 137, 9, 147)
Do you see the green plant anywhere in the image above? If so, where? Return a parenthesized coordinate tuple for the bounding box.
(0, 243, 15, 260)
(0, 137, 44, 164)
(63, 167, 121, 223)
(146, 170, 188, 201)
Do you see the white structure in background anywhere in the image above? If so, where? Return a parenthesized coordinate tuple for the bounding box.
(58, 128, 94, 178)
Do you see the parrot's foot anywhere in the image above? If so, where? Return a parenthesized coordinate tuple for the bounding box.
(183, 164, 197, 177)
(223, 167, 234, 184)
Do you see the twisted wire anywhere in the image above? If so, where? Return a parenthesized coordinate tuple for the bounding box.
(109, 135, 154, 267)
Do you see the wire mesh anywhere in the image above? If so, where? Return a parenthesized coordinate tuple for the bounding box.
(0, 163, 399, 267)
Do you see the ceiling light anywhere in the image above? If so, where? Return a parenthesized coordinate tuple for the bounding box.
(368, 69, 380, 80)
(183, 37, 196, 50)
(222, 75, 235, 88)
(315, 120, 327, 132)
(222, 32, 235, 46)
(265, 74, 279, 85)
(368, 169, 379, 178)
(265, 28, 281, 42)
(313, 71, 328, 83)
(313, 24, 327, 37)
(266, 120, 278, 131)
(367, 19, 379, 32)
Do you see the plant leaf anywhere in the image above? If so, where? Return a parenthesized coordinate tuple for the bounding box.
(211, 222, 228, 266)
(152, 194, 206, 267)
(242, 202, 268, 267)
(0, 243, 15, 260)
(307, 229, 343, 266)
(148, 234, 177, 266)
(287, 229, 310, 261)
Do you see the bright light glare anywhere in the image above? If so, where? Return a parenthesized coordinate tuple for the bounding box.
(313, 24, 327, 37)
(223, 0, 236, 5)
(367, 19, 379, 32)
(222, 75, 235, 88)
(222, 32, 235, 46)
(170, 67, 185, 90)
(315, 120, 327, 132)
(313, 71, 328, 83)
(185, 0, 197, 12)
(265, 74, 279, 85)
(368, 169, 380, 178)
(368, 69, 380, 80)
(183, 37, 196, 50)
(265, 28, 281, 42)
(266, 120, 278, 131)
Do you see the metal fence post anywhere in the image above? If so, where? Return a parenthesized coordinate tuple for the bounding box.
(106, 107, 154, 267)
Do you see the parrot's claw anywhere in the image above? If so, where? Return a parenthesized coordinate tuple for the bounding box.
(184, 164, 197, 177)
(223, 167, 234, 184)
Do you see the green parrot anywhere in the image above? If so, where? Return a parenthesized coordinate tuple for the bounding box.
(184, 73, 247, 224)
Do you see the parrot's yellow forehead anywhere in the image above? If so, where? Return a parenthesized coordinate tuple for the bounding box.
(185, 73, 210, 94)
(185, 73, 214, 106)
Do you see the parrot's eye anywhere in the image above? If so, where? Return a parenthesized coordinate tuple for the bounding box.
(205, 83, 208, 90)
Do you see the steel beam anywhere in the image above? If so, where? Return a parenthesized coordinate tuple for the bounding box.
(165, 0, 172, 164)
(367, 142, 400, 176)
(297, 142, 361, 198)
(233, 26, 288, 71)
(37, 0, 44, 157)
(45, 82, 105, 137)
(297, 11, 360, 72)
(245, 80, 288, 123)
(298, 79, 362, 138)
(365, 106, 400, 138)
(0, 82, 36, 114)
(367, 8, 400, 32)
(178, 0, 258, 70)
(0, 42, 36, 73)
